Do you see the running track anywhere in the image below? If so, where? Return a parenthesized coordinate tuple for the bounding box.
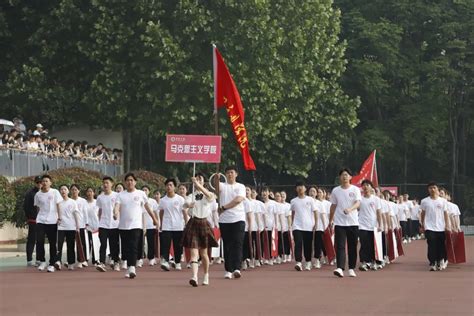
(1, 237, 473, 315)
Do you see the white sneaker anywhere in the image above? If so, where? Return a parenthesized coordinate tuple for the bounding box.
(113, 262, 120, 271)
(304, 262, 312, 271)
(313, 259, 321, 269)
(121, 261, 127, 270)
(76, 262, 83, 269)
(47, 265, 55, 273)
(359, 263, 369, 271)
(27, 260, 36, 267)
(175, 263, 182, 271)
(439, 259, 448, 270)
(287, 255, 292, 262)
(96, 263, 107, 272)
(333, 268, 344, 278)
(68, 265, 74, 271)
(255, 260, 261, 267)
(186, 263, 191, 269)
(249, 259, 255, 269)
(214, 257, 222, 264)
(128, 266, 136, 279)
(149, 258, 156, 266)
(242, 260, 248, 270)
(268, 259, 274, 266)
(295, 262, 303, 271)
(54, 261, 62, 271)
(233, 270, 241, 279)
(81, 261, 88, 267)
(38, 262, 48, 271)
(224, 271, 233, 279)
(403, 239, 408, 244)
(276, 257, 282, 264)
(321, 257, 327, 265)
(348, 269, 357, 277)
(430, 265, 437, 271)
(202, 273, 209, 286)
(330, 259, 336, 266)
(137, 259, 143, 268)
(160, 260, 170, 271)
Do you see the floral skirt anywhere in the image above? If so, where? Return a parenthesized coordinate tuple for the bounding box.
(182, 217, 219, 249)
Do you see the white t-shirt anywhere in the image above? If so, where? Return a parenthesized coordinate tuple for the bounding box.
(116, 190, 149, 230)
(96, 192, 119, 229)
(447, 202, 461, 216)
(420, 196, 448, 232)
(398, 203, 408, 221)
(330, 185, 362, 227)
(263, 199, 279, 230)
(358, 195, 382, 231)
(290, 196, 319, 231)
(279, 202, 291, 231)
(206, 201, 219, 228)
(410, 204, 420, 220)
(316, 199, 331, 231)
(244, 198, 253, 232)
(389, 201, 399, 227)
(85, 199, 99, 231)
(34, 188, 62, 224)
(253, 200, 265, 231)
(218, 182, 246, 224)
(160, 194, 185, 231)
(189, 192, 216, 219)
(58, 199, 79, 231)
(72, 197, 88, 228)
(144, 198, 159, 229)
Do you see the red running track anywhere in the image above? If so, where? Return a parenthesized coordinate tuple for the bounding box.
(1, 237, 473, 315)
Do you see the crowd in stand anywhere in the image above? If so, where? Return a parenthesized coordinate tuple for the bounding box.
(0, 118, 122, 163)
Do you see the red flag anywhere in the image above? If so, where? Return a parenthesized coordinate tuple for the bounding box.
(213, 45, 256, 171)
(351, 150, 378, 187)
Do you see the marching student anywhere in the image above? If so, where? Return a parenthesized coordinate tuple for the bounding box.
(410, 199, 421, 240)
(70, 184, 89, 268)
(159, 178, 187, 271)
(23, 176, 42, 267)
(420, 182, 451, 271)
(358, 180, 383, 271)
(251, 188, 265, 267)
(141, 186, 160, 266)
(215, 165, 246, 279)
(329, 168, 361, 278)
(280, 191, 292, 263)
(96, 177, 120, 272)
(314, 187, 329, 268)
(113, 173, 159, 279)
(261, 187, 279, 265)
(206, 197, 221, 264)
(397, 195, 409, 243)
(182, 174, 219, 287)
(242, 187, 255, 270)
(446, 193, 461, 233)
(85, 187, 99, 265)
(178, 183, 192, 268)
(291, 181, 319, 271)
(403, 194, 413, 242)
(54, 185, 80, 271)
(273, 191, 286, 264)
(34, 175, 62, 272)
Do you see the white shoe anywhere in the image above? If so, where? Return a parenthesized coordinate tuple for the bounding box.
(76, 262, 83, 269)
(348, 269, 357, 277)
(214, 257, 222, 264)
(160, 260, 170, 271)
(430, 265, 437, 271)
(202, 273, 209, 286)
(242, 260, 248, 270)
(330, 259, 336, 266)
(233, 270, 241, 279)
(295, 262, 303, 271)
(175, 263, 182, 270)
(287, 255, 292, 262)
(321, 257, 327, 265)
(68, 265, 74, 271)
(249, 259, 255, 269)
(96, 263, 107, 272)
(403, 239, 408, 244)
(121, 261, 127, 270)
(255, 260, 261, 267)
(268, 259, 274, 266)
(113, 262, 120, 271)
(149, 258, 156, 266)
(81, 261, 88, 267)
(137, 259, 143, 268)
(439, 259, 448, 270)
(27, 260, 36, 267)
(304, 262, 312, 271)
(47, 265, 55, 273)
(313, 259, 321, 269)
(54, 261, 62, 271)
(275, 257, 282, 264)
(128, 266, 136, 279)
(224, 271, 233, 279)
(333, 268, 344, 278)
(38, 262, 48, 271)
(186, 263, 192, 269)
(359, 263, 369, 271)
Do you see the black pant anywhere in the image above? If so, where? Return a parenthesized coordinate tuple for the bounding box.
(119, 229, 142, 267)
(359, 229, 375, 263)
(400, 221, 409, 238)
(242, 231, 253, 260)
(57, 230, 76, 264)
(99, 228, 120, 263)
(36, 223, 57, 265)
(26, 223, 36, 262)
(278, 231, 290, 256)
(382, 232, 387, 257)
(87, 231, 97, 263)
(146, 229, 156, 260)
(293, 230, 313, 263)
(78, 228, 87, 261)
(314, 231, 326, 259)
(137, 231, 144, 260)
(160, 231, 183, 262)
(335, 225, 358, 270)
(220, 221, 245, 272)
(411, 220, 420, 237)
(425, 230, 446, 265)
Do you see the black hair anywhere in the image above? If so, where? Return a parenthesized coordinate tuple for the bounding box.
(70, 184, 80, 191)
(262, 186, 270, 192)
(102, 176, 114, 182)
(195, 172, 206, 181)
(124, 173, 137, 181)
(141, 185, 150, 191)
(42, 174, 52, 181)
(295, 181, 306, 188)
(427, 181, 438, 188)
(361, 179, 374, 188)
(153, 189, 161, 195)
(165, 178, 177, 187)
(339, 168, 353, 176)
(224, 165, 238, 173)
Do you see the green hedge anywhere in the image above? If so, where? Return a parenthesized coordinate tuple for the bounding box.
(0, 176, 16, 227)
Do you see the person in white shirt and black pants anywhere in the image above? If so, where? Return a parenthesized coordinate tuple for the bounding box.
(329, 168, 362, 278)
(215, 166, 246, 279)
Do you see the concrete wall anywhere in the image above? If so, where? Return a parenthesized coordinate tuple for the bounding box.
(0, 223, 27, 244)
(51, 126, 123, 150)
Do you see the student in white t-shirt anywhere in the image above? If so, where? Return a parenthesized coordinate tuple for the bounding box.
(402, 194, 413, 242)
(329, 168, 362, 278)
(140, 186, 160, 267)
(250, 188, 264, 266)
(410, 199, 421, 240)
(397, 195, 409, 243)
(84, 187, 99, 264)
(313, 187, 330, 268)
(358, 180, 383, 271)
(273, 191, 286, 265)
(112, 173, 159, 279)
(280, 191, 292, 263)
(446, 193, 461, 232)
(70, 184, 89, 268)
(290, 181, 319, 272)
(95, 177, 120, 272)
(54, 185, 80, 271)
(261, 187, 279, 265)
(159, 178, 187, 271)
(420, 182, 451, 271)
(34, 175, 62, 272)
(242, 187, 255, 270)
(215, 166, 246, 279)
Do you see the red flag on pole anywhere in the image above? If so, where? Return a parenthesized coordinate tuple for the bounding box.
(351, 150, 378, 187)
(213, 45, 256, 171)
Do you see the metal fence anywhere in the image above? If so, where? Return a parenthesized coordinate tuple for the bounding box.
(0, 149, 123, 177)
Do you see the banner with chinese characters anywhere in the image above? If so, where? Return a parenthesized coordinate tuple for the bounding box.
(165, 134, 222, 163)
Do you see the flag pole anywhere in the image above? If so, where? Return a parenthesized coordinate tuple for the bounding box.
(213, 44, 220, 203)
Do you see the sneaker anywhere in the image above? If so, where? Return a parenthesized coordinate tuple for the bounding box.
(313, 259, 321, 269)
(287, 255, 292, 262)
(54, 261, 62, 271)
(137, 259, 143, 268)
(440, 259, 448, 270)
(224, 271, 233, 279)
(186, 263, 191, 269)
(242, 260, 248, 270)
(27, 260, 36, 267)
(348, 269, 357, 277)
(124, 272, 130, 278)
(189, 277, 198, 287)
(321, 257, 327, 265)
(255, 260, 261, 267)
(233, 270, 241, 279)
(81, 261, 88, 267)
(214, 257, 222, 264)
(295, 262, 303, 271)
(160, 260, 170, 271)
(96, 263, 107, 272)
(38, 262, 48, 271)
(47, 265, 55, 273)
(76, 262, 83, 269)
(202, 273, 209, 286)
(430, 265, 437, 271)
(403, 239, 408, 244)
(268, 259, 274, 266)
(175, 263, 182, 271)
(108, 260, 115, 269)
(121, 261, 127, 270)
(359, 263, 369, 271)
(128, 266, 136, 279)
(113, 262, 120, 271)
(330, 259, 336, 266)
(275, 257, 282, 264)
(304, 262, 312, 271)
(170, 260, 176, 269)
(149, 258, 157, 266)
(333, 268, 344, 278)
(249, 259, 255, 269)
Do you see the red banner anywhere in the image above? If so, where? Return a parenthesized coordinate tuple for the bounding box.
(213, 46, 256, 171)
(351, 150, 378, 187)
